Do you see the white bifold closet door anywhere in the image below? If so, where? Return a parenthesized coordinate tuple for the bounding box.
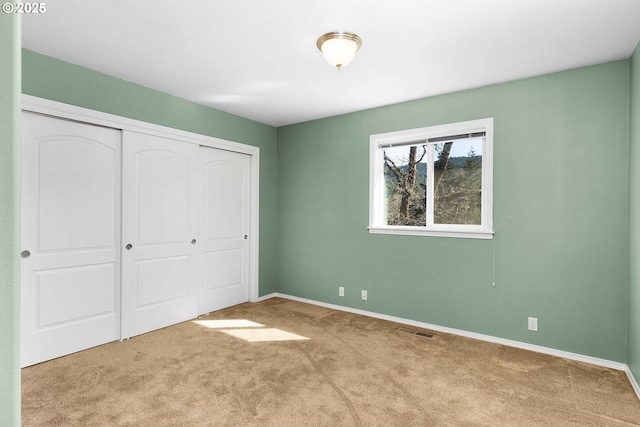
(21, 112, 121, 367)
(121, 131, 200, 339)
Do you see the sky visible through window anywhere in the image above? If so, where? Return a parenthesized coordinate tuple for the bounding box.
(384, 137, 483, 166)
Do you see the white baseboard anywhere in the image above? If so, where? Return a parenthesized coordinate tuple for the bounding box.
(256, 293, 278, 302)
(260, 293, 636, 381)
(626, 366, 640, 399)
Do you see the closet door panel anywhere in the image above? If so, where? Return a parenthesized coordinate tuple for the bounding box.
(21, 112, 121, 367)
(121, 131, 199, 339)
(204, 249, 243, 290)
(136, 151, 191, 245)
(136, 256, 190, 306)
(38, 137, 116, 250)
(205, 162, 244, 239)
(198, 148, 250, 314)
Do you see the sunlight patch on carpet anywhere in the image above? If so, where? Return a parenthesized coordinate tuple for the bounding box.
(220, 328, 309, 342)
(193, 319, 265, 329)
(192, 316, 309, 342)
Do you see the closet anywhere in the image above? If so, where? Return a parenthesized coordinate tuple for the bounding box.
(20, 100, 257, 367)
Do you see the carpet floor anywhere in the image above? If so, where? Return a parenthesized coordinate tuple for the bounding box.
(22, 297, 640, 426)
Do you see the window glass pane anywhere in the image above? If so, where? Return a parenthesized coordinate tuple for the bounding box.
(434, 138, 482, 225)
(383, 144, 427, 226)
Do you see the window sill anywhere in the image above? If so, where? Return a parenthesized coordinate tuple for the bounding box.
(368, 226, 494, 240)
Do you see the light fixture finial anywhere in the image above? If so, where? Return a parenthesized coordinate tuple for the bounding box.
(316, 31, 362, 70)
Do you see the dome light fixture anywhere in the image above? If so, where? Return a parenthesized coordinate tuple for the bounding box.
(316, 31, 362, 71)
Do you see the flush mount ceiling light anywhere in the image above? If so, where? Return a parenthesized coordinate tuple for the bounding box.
(316, 31, 362, 71)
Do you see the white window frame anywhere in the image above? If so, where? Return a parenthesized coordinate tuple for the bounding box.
(369, 118, 494, 239)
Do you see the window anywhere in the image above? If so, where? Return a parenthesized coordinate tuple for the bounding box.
(369, 118, 493, 239)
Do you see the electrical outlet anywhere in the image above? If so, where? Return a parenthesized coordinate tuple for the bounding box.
(339, 286, 344, 297)
(528, 317, 538, 332)
(361, 290, 368, 300)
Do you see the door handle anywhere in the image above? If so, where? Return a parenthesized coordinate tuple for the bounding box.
(125, 243, 133, 250)
(191, 239, 197, 244)
(21, 250, 31, 259)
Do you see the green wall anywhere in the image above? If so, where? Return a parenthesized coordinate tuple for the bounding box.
(0, 12, 21, 427)
(22, 49, 278, 296)
(277, 61, 631, 362)
(629, 42, 640, 385)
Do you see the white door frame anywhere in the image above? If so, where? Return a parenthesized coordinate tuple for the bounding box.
(21, 94, 261, 305)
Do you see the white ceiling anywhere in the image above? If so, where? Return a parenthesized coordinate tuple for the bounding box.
(22, 0, 640, 127)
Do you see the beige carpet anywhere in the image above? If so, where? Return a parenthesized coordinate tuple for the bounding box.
(22, 297, 640, 426)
